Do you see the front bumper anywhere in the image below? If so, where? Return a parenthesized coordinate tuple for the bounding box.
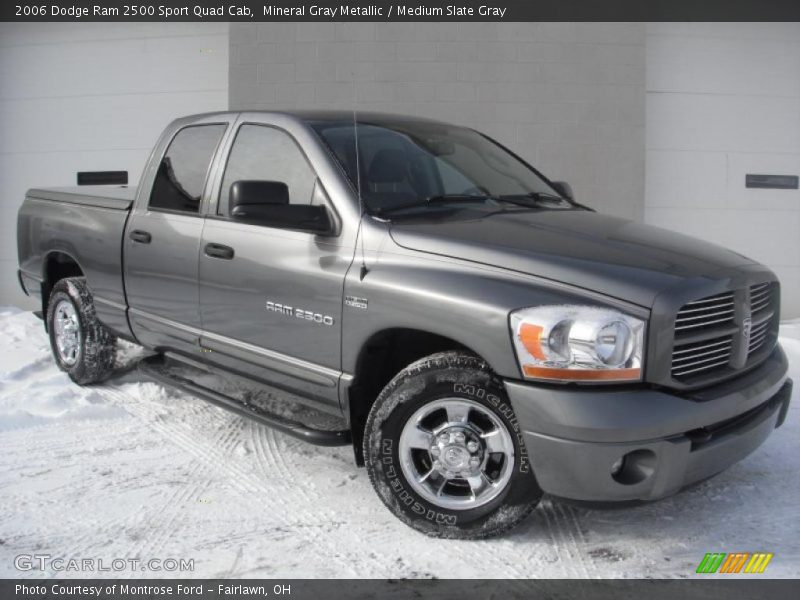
(505, 345, 792, 501)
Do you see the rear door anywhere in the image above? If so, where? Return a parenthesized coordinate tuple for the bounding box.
(124, 116, 232, 352)
(197, 121, 352, 409)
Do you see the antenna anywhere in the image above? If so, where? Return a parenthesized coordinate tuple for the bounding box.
(352, 78, 368, 281)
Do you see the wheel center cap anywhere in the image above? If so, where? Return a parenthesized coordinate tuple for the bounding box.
(443, 446, 469, 469)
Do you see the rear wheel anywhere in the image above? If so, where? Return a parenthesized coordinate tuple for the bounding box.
(47, 277, 116, 384)
(363, 351, 542, 538)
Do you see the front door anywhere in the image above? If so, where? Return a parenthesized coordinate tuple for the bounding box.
(198, 123, 351, 409)
(124, 119, 229, 352)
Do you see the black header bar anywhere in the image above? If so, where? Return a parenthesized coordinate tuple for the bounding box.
(3, 579, 800, 600)
(4, 0, 800, 22)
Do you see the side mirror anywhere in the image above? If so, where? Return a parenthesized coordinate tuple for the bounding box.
(239, 204, 333, 234)
(229, 180, 289, 215)
(229, 180, 333, 234)
(550, 181, 574, 201)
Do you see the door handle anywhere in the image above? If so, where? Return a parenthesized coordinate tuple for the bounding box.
(204, 243, 235, 260)
(129, 230, 152, 244)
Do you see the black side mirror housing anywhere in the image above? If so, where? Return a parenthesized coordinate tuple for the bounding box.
(229, 180, 333, 235)
(230, 180, 289, 214)
(551, 181, 574, 201)
(237, 204, 332, 234)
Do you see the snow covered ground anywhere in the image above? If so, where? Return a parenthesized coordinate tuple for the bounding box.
(0, 306, 798, 579)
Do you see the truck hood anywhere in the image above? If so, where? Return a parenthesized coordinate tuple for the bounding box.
(389, 209, 757, 307)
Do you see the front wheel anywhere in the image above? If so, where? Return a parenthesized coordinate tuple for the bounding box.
(363, 351, 542, 539)
(47, 277, 116, 384)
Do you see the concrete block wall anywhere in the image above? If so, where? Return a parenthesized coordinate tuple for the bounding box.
(645, 23, 800, 317)
(0, 23, 228, 308)
(229, 22, 646, 221)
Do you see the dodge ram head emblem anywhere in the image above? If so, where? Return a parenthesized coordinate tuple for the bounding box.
(741, 316, 752, 347)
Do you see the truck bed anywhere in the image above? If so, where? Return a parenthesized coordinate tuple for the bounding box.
(25, 185, 136, 211)
(17, 185, 135, 338)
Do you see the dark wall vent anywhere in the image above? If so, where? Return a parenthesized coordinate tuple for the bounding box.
(745, 174, 798, 190)
(77, 171, 128, 186)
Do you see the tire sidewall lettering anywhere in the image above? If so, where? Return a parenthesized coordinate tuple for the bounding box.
(453, 382, 530, 474)
(364, 353, 542, 537)
(380, 435, 457, 525)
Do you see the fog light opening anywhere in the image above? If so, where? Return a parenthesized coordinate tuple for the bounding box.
(611, 449, 657, 485)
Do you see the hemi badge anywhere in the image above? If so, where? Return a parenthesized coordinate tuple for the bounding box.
(345, 296, 368, 310)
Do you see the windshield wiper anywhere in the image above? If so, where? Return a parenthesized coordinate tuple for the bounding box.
(499, 192, 565, 205)
(373, 194, 494, 215)
(499, 192, 594, 211)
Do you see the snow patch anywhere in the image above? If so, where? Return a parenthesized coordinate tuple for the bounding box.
(0, 307, 798, 578)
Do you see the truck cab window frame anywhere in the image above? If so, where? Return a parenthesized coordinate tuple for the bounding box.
(216, 123, 319, 219)
(148, 123, 227, 215)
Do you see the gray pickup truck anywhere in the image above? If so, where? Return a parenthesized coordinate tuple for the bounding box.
(17, 111, 792, 538)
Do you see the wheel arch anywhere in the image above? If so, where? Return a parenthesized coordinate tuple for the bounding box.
(346, 327, 488, 465)
(41, 251, 84, 329)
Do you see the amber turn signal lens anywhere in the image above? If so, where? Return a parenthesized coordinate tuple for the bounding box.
(518, 323, 547, 361)
(522, 365, 641, 381)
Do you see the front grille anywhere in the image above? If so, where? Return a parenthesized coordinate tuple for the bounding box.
(750, 282, 774, 316)
(670, 282, 778, 384)
(671, 334, 734, 378)
(674, 291, 735, 333)
(748, 282, 777, 356)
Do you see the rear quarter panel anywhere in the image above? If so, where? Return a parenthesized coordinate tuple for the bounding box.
(17, 194, 131, 336)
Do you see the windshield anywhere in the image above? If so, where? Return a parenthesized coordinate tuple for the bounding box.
(310, 119, 573, 215)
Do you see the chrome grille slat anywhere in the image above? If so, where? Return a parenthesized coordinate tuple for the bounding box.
(675, 308, 735, 324)
(672, 339, 732, 356)
(672, 348, 731, 368)
(682, 292, 734, 307)
(672, 359, 731, 377)
(675, 315, 736, 331)
(675, 302, 735, 315)
(672, 347, 732, 365)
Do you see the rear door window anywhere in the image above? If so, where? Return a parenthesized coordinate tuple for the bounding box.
(149, 124, 227, 214)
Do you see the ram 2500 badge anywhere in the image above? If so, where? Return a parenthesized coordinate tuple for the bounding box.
(17, 111, 792, 538)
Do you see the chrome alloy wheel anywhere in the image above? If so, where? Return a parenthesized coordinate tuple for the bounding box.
(53, 299, 81, 366)
(398, 398, 515, 510)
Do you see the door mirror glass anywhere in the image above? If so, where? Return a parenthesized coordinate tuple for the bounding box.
(551, 181, 574, 201)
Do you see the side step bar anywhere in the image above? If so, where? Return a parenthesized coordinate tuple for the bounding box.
(138, 354, 351, 447)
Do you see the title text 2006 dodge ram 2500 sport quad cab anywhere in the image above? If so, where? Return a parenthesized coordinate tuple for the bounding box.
(17, 111, 792, 538)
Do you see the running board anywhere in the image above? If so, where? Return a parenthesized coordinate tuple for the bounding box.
(138, 354, 351, 447)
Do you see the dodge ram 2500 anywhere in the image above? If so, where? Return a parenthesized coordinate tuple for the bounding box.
(17, 111, 792, 538)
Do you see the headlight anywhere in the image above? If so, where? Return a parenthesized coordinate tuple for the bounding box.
(510, 305, 645, 382)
